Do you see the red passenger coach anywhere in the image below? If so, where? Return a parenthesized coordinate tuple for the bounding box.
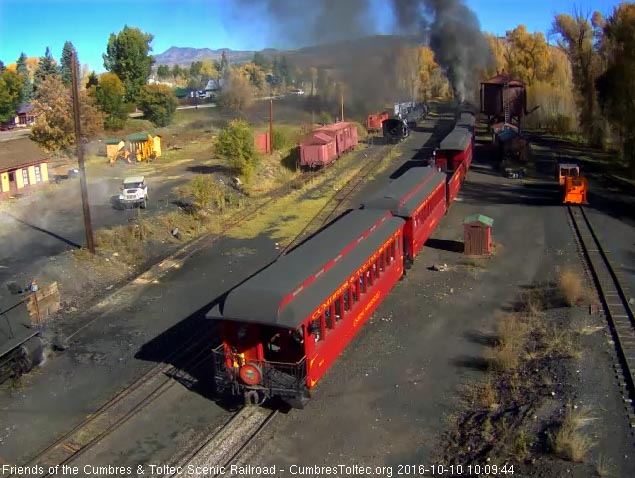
(299, 132, 337, 168)
(436, 129, 473, 172)
(208, 209, 405, 407)
(447, 161, 467, 205)
(363, 167, 447, 265)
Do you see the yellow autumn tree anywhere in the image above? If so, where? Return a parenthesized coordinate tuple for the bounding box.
(504, 25, 551, 85)
(240, 62, 267, 91)
(418, 46, 439, 100)
(200, 60, 219, 80)
(484, 33, 506, 78)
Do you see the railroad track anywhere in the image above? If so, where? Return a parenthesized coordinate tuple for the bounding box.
(568, 204, 635, 427)
(167, 407, 278, 478)
(280, 143, 395, 256)
(9, 329, 217, 478)
(7, 139, 387, 477)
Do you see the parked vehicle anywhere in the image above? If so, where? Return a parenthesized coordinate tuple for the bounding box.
(118, 176, 148, 209)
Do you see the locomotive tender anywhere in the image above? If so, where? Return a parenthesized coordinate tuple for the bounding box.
(209, 111, 476, 408)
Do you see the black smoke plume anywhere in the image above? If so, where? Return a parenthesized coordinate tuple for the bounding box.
(230, 0, 492, 104)
(391, 0, 493, 102)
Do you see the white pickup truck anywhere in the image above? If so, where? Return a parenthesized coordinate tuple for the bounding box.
(118, 176, 148, 209)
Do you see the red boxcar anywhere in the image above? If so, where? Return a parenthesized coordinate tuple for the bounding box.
(314, 122, 358, 157)
(366, 112, 389, 131)
(299, 132, 337, 168)
(209, 209, 405, 407)
(436, 128, 473, 172)
(363, 166, 447, 265)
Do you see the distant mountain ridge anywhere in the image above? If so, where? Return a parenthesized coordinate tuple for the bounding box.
(153, 36, 414, 67)
(154, 46, 278, 66)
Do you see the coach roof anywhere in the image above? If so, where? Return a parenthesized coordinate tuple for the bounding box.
(208, 209, 405, 329)
(363, 167, 446, 217)
(439, 128, 472, 151)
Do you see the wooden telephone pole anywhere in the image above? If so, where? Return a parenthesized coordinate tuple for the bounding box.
(270, 99, 274, 153)
(71, 51, 95, 253)
(341, 92, 344, 122)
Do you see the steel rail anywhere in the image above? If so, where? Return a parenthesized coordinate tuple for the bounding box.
(568, 204, 635, 427)
(166, 408, 278, 478)
(9, 139, 387, 477)
(10, 329, 216, 478)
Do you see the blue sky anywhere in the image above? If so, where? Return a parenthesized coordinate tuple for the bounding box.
(0, 0, 625, 72)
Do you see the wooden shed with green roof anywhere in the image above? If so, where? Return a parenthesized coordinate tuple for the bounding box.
(463, 214, 494, 256)
(104, 137, 125, 161)
(125, 132, 162, 162)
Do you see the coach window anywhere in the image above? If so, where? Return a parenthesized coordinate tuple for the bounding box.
(343, 288, 351, 312)
(385, 247, 391, 266)
(379, 253, 385, 272)
(374, 259, 380, 279)
(366, 267, 373, 287)
(325, 305, 334, 330)
(353, 279, 360, 301)
(334, 297, 342, 323)
(309, 318, 323, 343)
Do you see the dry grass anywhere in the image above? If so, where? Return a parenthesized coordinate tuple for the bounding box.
(156, 211, 205, 241)
(247, 153, 299, 196)
(571, 314, 604, 337)
(542, 326, 582, 359)
(488, 314, 528, 372)
(521, 289, 545, 319)
(559, 268, 586, 306)
(550, 408, 595, 462)
(94, 223, 147, 264)
(463, 378, 499, 411)
(512, 431, 532, 461)
(594, 454, 615, 477)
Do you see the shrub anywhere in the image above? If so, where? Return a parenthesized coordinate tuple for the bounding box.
(215, 120, 258, 182)
(185, 175, 220, 210)
(137, 84, 178, 127)
(272, 128, 293, 152)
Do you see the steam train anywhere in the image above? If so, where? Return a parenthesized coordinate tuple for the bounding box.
(366, 102, 428, 143)
(209, 109, 475, 408)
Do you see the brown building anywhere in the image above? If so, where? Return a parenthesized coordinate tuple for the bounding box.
(480, 74, 527, 127)
(0, 138, 50, 198)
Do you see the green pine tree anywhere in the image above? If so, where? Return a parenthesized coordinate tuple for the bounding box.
(34, 47, 59, 93)
(60, 41, 79, 86)
(16, 53, 33, 103)
(85, 71, 99, 89)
